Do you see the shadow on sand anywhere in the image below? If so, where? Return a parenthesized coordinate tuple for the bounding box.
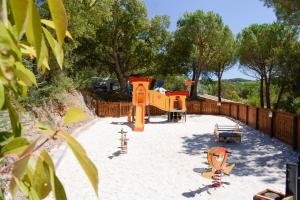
(182, 185, 214, 198)
(180, 124, 299, 184)
(108, 150, 122, 159)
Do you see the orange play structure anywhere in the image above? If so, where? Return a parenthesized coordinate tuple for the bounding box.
(128, 77, 189, 132)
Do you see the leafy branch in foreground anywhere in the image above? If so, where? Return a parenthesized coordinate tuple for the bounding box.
(0, 0, 99, 199)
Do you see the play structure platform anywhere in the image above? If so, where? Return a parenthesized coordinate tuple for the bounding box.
(128, 77, 189, 131)
(214, 124, 241, 143)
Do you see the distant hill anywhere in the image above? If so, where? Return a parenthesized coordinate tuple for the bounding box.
(222, 78, 254, 82)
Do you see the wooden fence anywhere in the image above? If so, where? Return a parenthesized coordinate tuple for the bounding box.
(89, 97, 300, 150)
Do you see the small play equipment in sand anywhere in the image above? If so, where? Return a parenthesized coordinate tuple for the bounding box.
(119, 128, 128, 154)
(253, 158, 300, 200)
(214, 124, 241, 143)
(202, 147, 235, 188)
(128, 77, 189, 131)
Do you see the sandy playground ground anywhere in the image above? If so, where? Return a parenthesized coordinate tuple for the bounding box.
(52, 115, 299, 200)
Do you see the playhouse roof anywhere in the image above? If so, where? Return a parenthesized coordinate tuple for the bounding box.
(128, 77, 154, 83)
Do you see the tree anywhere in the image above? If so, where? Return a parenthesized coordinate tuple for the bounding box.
(237, 24, 268, 108)
(69, 0, 170, 93)
(0, 0, 98, 199)
(261, 0, 300, 25)
(273, 35, 300, 110)
(174, 10, 225, 99)
(210, 26, 236, 102)
(237, 22, 298, 108)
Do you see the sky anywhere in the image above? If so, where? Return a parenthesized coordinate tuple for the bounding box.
(143, 0, 277, 80)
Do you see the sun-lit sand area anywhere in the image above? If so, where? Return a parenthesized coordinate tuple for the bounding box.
(52, 115, 298, 200)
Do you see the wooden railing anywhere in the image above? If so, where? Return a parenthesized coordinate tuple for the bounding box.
(85, 94, 299, 150)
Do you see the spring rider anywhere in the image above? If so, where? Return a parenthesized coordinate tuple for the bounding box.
(201, 147, 235, 187)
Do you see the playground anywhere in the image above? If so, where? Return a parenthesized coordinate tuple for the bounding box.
(52, 115, 298, 200)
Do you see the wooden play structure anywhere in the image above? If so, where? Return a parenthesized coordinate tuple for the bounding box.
(128, 77, 189, 131)
(253, 158, 299, 200)
(214, 124, 241, 143)
(202, 147, 235, 188)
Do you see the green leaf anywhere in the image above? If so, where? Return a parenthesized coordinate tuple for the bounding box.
(14, 62, 37, 86)
(46, 0, 68, 46)
(8, 138, 39, 196)
(9, 0, 29, 39)
(28, 187, 41, 200)
(0, 22, 21, 59)
(0, 187, 4, 200)
(41, 20, 72, 39)
(0, 84, 4, 109)
(9, 156, 31, 196)
(6, 99, 22, 137)
(39, 38, 50, 71)
(26, 0, 42, 67)
(62, 132, 98, 196)
(31, 152, 51, 199)
(37, 121, 55, 136)
(40, 150, 54, 171)
(42, 27, 63, 68)
(44, 162, 67, 200)
(0, 131, 14, 146)
(15, 178, 29, 196)
(1, 137, 29, 155)
(63, 107, 88, 126)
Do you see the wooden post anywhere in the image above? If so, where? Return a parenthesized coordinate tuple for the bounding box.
(293, 115, 298, 150)
(236, 104, 239, 120)
(200, 100, 203, 114)
(270, 110, 275, 138)
(119, 102, 121, 117)
(229, 103, 232, 117)
(246, 105, 249, 125)
(98, 101, 101, 117)
(256, 107, 259, 130)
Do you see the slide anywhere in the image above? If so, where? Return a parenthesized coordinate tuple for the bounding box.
(134, 103, 145, 131)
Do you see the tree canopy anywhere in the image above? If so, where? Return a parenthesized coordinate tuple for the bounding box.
(262, 0, 300, 25)
(237, 22, 298, 108)
(66, 0, 170, 92)
(173, 10, 226, 99)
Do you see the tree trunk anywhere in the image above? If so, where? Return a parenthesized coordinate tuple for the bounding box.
(217, 75, 221, 102)
(260, 77, 264, 108)
(264, 76, 271, 109)
(190, 69, 201, 99)
(113, 49, 128, 93)
(275, 85, 284, 109)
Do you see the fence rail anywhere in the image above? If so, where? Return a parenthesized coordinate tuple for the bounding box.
(85, 94, 300, 150)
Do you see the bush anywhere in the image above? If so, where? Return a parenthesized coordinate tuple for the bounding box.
(22, 72, 75, 107)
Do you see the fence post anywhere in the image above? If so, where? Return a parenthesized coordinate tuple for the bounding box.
(229, 103, 232, 117)
(200, 100, 203, 114)
(293, 115, 298, 150)
(98, 101, 101, 117)
(256, 107, 259, 130)
(246, 105, 249, 125)
(270, 110, 275, 138)
(236, 104, 239, 120)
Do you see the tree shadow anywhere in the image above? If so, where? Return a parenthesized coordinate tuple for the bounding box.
(181, 123, 299, 183)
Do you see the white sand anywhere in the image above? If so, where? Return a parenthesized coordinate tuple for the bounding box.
(53, 115, 299, 200)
